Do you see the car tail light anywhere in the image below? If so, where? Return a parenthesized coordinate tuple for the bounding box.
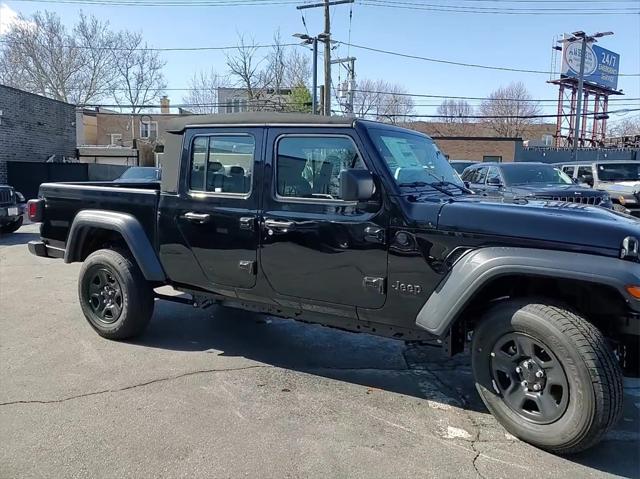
(27, 199, 43, 222)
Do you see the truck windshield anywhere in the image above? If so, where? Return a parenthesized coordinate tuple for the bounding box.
(501, 165, 573, 185)
(368, 128, 463, 189)
(596, 163, 640, 182)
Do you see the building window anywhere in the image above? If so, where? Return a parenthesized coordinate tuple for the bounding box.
(189, 135, 255, 194)
(110, 134, 122, 146)
(139, 120, 158, 139)
(225, 98, 248, 114)
(483, 155, 502, 163)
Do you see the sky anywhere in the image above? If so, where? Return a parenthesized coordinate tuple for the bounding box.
(1, 0, 639, 124)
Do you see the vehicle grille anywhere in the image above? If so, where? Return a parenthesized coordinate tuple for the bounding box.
(0, 188, 13, 206)
(537, 195, 601, 205)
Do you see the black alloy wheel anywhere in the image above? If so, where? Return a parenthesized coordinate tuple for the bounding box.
(86, 266, 124, 324)
(489, 332, 569, 424)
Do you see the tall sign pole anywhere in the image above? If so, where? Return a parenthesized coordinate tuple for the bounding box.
(297, 0, 354, 116)
(572, 35, 588, 160)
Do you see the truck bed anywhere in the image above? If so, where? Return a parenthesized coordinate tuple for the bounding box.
(38, 181, 160, 249)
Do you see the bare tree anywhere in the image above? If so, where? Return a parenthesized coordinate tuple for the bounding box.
(479, 81, 542, 137)
(608, 117, 640, 137)
(352, 79, 384, 118)
(437, 99, 474, 123)
(352, 79, 414, 123)
(284, 47, 311, 88)
(182, 69, 228, 114)
(0, 10, 118, 104)
(111, 31, 167, 113)
(376, 82, 415, 124)
(225, 34, 266, 102)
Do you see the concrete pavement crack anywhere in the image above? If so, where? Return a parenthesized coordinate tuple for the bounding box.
(403, 347, 488, 479)
(0, 364, 271, 406)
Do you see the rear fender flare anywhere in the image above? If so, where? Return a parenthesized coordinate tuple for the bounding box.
(65, 209, 166, 282)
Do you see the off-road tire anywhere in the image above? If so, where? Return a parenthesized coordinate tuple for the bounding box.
(78, 248, 154, 340)
(0, 216, 23, 234)
(472, 299, 623, 454)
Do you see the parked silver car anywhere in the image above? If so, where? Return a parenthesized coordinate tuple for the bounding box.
(556, 160, 640, 217)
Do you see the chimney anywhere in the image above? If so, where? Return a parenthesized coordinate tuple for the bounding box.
(160, 96, 170, 114)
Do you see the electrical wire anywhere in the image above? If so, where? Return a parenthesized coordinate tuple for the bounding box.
(337, 42, 640, 76)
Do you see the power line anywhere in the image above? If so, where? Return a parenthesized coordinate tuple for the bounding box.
(358, 0, 640, 14)
(0, 38, 299, 52)
(339, 42, 640, 76)
(329, 107, 640, 118)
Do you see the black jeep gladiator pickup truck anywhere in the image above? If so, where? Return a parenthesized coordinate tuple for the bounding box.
(27, 113, 640, 454)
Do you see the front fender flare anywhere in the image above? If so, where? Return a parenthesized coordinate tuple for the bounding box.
(65, 209, 166, 282)
(416, 247, 640, 336)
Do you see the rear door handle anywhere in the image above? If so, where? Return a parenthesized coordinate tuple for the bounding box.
(183, 212, 211, 223)
(264, 218, 295, 234)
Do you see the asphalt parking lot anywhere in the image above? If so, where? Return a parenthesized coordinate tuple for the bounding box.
(1, 223, 639, 479)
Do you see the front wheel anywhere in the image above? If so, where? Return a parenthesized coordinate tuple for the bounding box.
(78, 248, 154, 340)
(472, 300, 623, 454)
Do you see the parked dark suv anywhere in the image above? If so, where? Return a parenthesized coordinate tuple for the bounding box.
(461, 162, 613, 208)
(0, 184, 26, 234)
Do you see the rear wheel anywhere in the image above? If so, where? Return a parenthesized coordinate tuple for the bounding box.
(472, 300, 623, 454)
(78, 248, 154, 339)
(0, 216, 23, 234)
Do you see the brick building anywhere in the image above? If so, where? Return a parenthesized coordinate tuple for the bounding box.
(0, 85, 76, 183)
(407, 121, 556, 163)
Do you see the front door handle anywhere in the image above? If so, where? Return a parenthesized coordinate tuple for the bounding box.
(364, 226, 385, 244)
(183, 212, 211, 223)
(264, 218, 295, 234)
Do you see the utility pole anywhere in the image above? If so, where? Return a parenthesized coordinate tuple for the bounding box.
(293, 33, 320, 114)
(297, 0, 354, 116)
(331, 56, 356, 115)
(560, 30, 614, 160)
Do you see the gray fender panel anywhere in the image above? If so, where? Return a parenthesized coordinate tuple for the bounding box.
(65, 209, 166, 282)
(416, 247, 640, 336)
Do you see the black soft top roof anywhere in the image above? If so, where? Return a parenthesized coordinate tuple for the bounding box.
(166, 112, 356, 133)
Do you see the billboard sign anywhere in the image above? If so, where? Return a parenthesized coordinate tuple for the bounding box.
(561, 37, 620, 91)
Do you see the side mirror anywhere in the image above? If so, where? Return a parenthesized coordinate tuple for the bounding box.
(487, 177, 503, 187)
(340, 169, 375, 201)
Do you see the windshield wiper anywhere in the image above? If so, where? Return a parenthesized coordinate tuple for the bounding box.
(398, 181, 454, 197)
(421, 170, 472, 194)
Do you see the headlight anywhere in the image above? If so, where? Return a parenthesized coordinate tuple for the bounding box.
(619, 195, 637, 205)
(15, 191, 25, 202)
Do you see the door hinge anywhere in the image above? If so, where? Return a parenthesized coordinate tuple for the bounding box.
(363, 276, 386, 294)
(238, 260, 256, 275)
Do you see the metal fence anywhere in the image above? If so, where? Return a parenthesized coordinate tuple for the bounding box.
(6, 162, 129, 200)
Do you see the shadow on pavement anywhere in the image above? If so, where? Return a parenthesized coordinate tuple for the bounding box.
(130, 298, 640, 477)
(0, 228, 40, 246)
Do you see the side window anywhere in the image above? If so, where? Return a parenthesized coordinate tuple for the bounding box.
(189, 135, 255, 194)
(562, 166, 575, 177)
(486, 167, 501, 184)
(577, 166, 594, 183)
(276, 136, 364, 200)
(461, 168, 475, 182)
(475, 167, 489, 184)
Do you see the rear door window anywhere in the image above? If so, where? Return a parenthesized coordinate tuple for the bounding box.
(189, 135, 255, 194)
